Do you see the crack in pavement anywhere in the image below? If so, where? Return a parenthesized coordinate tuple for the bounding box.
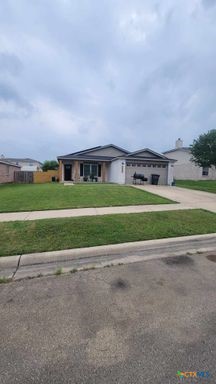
(12, 254, 21, 279)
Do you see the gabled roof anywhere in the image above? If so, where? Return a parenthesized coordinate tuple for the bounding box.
(3, 157, 42, 164)
(126, 148, 169, 160)
(60, 154, 115, 161)
(163, 147, 190, 154)
(58, 144, 175, 163)
(0, 160, 21, 168)
(58, 144, 129, 160)
(66, 146, 102, 156)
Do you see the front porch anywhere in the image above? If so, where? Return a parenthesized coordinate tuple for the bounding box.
(59, 160, 109, 183)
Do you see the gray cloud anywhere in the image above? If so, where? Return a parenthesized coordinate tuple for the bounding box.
(0, 53, 23, 76)
(0, 83, 33, 118)
(202, 0, 216, 8)
(0, 0, 216, 160)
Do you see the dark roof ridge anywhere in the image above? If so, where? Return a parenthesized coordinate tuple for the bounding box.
(58, 144, 129, 159)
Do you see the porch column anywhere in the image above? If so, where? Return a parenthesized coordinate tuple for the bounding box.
(101, 162, 106, 182)
(74, 160, 79, 182)
(58, 160, 64, 182)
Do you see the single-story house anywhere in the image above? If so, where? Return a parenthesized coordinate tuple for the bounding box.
(0, 156, 42, 171)
(0, 160, 21, 184)
(163, 138, 216, 180)
(57, 144, 175, 185)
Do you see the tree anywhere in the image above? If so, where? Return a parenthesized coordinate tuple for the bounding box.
(190, 129, 216, 168)
(42, 160, 59, 172)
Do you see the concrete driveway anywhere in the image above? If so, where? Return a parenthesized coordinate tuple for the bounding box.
(134, 185, 216, 213)
(1, 252, 216, 384)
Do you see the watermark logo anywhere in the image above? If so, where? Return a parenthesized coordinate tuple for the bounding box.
(176, 371, 210, 379)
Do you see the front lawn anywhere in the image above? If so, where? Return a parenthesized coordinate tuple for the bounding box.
(0, 209, 215, 256)
(0, 183, 173, 212)
(176, 180, 216, 194)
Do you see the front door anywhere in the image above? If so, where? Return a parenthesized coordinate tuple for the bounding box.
(64, 164, 72, 181)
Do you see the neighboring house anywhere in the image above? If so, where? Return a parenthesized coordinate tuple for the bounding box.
(1, 156, 42, 171)
(57, 144, 175, 185)
(0, 160, 21, 184)
(163, 138, 216, 180)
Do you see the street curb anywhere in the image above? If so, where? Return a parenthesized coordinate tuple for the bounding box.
(0, 233, 216, 269)
(0, 255, 20, 271)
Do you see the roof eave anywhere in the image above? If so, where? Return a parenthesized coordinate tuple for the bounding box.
(163, 147, 190, 154)
(57, 156, 112, 162)
(0, 161, 21, 168)
(125, 157, 170, 162)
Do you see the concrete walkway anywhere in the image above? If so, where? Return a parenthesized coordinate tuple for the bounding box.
(0, 202, 189, 222)
(134, 185, 216, 213)
(0, 186, 215, 223)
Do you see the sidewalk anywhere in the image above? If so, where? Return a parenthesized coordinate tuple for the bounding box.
(0, 202, 189, 222)
(0, 186, 215, 223)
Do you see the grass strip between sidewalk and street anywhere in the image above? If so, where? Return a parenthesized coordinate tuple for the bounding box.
(0, 209, 216, 257)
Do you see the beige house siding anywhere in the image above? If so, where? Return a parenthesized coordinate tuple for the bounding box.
(166, 150, 216, 180)
(88, 147, 127, 157)
(0, 162, 21, 183)
(129, 151, 157, 158)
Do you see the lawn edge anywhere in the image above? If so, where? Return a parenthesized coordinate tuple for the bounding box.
(0, 199, 175, 214)
(1, 233, 216, 265)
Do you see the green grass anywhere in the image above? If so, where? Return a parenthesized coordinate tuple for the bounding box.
(0, 276, 11, 284)
(0, 209, 215, 256)
(54, 268, 63, 276)
(0, 183, 173, 213)
(176, 180, 216, 194)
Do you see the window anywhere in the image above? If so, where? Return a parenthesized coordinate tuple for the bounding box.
(83, 163, 98, 177)
(91, 164, 98, 176)
(202, 167, 209, 176)
(153, 164, 156, 168)
(84, 164, 90, 176)
(142, 164, 146, 167)
(148, 164, 151, 167)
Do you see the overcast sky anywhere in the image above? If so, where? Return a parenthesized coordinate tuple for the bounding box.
(0, 0, 216, 161)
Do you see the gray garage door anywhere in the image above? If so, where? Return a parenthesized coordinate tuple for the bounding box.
(125, 162, 168, 185)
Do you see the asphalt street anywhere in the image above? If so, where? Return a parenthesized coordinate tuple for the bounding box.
(1, 252, 216, 384)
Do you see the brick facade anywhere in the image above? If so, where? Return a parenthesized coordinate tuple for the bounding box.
(0, 161, 21, 184)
